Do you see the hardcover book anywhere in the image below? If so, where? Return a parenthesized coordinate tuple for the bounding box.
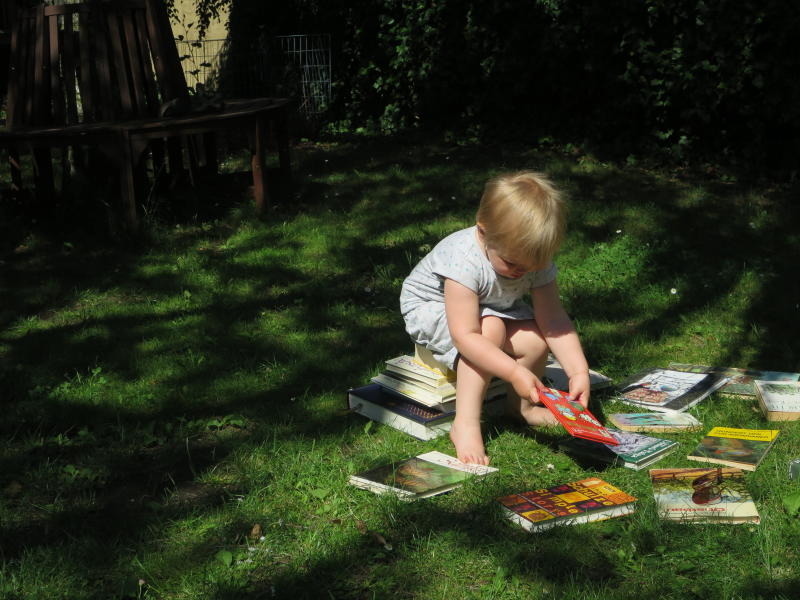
(498, 477, 637, 533)
(649, 467, 760, 523)
(347, 383, 454, 441)
(559, 429, 678, 471)
(616, 368, 728, 412)
(607, 411, 702, 432)
(754, 380, 800, 422)
(349, 451, 498, 500)
(668, 362, 800, 397)
(537, 387, 618, 445)
(687, 427, 780, 471)
(384, 354, 456, 387)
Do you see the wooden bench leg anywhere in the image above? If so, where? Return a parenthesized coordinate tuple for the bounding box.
(276, 107, 291, 185)
(252, 113, 269, 215)
(116, 132, 140, 233)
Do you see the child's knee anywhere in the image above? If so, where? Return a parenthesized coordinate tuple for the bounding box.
(479, 315, 506, 346)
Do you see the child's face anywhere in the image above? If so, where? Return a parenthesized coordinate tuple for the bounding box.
(484, 246, 539, 279)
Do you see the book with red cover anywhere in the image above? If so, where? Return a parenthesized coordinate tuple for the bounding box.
(537, 387, 618, 445)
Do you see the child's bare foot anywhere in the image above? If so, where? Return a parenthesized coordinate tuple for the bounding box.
(519, 403, 560, 427)
(449, 419, 489, 465)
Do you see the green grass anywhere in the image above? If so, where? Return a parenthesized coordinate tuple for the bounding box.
(1, 135, 799, 599)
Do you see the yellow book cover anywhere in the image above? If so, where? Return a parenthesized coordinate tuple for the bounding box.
(706, 427, 779, 442)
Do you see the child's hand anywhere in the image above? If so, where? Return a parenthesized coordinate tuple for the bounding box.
(509, 365, 547, 404)
(567, 372, 591, 409)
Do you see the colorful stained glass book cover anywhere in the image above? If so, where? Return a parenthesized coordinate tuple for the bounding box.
(537, 387, 618, 444)
(498, 477, 636, 529)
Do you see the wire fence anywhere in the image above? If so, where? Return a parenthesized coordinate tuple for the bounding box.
(175, 34, 332, 119)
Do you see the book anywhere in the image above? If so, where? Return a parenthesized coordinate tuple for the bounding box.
(498, 477, 637, 533)
(687, 427, 780, 471)
(536, 387, 618, 445)
(347, 383, 454, 441)
(649, 467, 760, 524)
(542, 355, 613, 392)
(348, 450, 498, 500)
(607, 411, 702, 432)
(559, 429, 678, 470)
(668, 362, 800, 397)
(347, 383, 505, 441)
(385, 354, 456, 387)
(616, 368, 728, 412)
(413, 343, 456, 378)
(754, 380, 800, 421)
(370, 371, 506, 408)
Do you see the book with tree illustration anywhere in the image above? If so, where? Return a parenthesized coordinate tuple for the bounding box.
(649, 467, 760, 523)
(754, 380, 800, 421)
(348, 451, 498, 500)
(537, 387, 618, 444)
(668, 362, 800, 397)
(616, 368, 728, 412)
(607, 411, 702, 432)
(498, 477, 637, 533)
(559, 429, 678, 471)
(686, 427, 780, 471)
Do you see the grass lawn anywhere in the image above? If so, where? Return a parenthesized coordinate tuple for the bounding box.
(1, 135, 799, 599)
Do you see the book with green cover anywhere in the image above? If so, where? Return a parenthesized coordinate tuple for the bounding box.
(687, 427, 780, 471)
(559, 429, 678, 470)
(668, 362, 800, 397)
(754, 380, 800, 421)
(607, 411, 702, 432)
(348, 451, 498, 500)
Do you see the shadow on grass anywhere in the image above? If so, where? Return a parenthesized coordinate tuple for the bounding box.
(1, 135, 798, 597)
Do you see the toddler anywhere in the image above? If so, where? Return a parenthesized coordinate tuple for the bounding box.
(400, 172, 590, 465)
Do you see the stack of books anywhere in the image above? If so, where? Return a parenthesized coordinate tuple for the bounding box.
(347, 345, 505, 440)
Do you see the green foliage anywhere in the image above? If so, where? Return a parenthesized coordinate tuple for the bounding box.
(189, 0, 800, 171)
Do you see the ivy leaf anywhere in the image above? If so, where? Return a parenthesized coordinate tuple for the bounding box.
(215, 549, 233, 567)
(783, 491, 800, 516)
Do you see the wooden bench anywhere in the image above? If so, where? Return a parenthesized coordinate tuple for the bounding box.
(0, 0, 291, 232)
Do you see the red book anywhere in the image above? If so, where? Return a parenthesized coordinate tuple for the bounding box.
(537, 387, 618, 445)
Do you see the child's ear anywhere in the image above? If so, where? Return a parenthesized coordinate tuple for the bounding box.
(476, 223, 487, 238)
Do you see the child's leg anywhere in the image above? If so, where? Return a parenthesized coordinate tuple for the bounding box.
(503, 319, 559, 427)
(450, 315, 505, 465)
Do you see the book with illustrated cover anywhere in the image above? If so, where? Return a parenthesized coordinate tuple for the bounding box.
(649, 467, 760, 523)
(668, 362, 800, 397)
(559, 429, 678, 471)
(616, 368, 728, 412)
(754, 380, 800, 421)
(498, 477, 637, 533)
(607, 411, 702, 432)
(687, 427, 780, 471)
(349, 451, 498, 500)
(542, 355, 613, 392)
(537, 387, 618, 445)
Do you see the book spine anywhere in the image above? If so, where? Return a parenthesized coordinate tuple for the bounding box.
(348, 392, 451, 441)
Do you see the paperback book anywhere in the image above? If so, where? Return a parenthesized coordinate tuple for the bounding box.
(754, 380, 800, 422)
(616, 368, 728, 412)
(537, 387, 618, 445)
(498, 477, 637, 533)
(687, 427, 780, 471)
(371, 371, 506, 408)
(542, 355, 613, 392)
(559, 429, 678, 471)
(384, 354, 456, 387)
(607, 411, 702, 432)
(668, 362, 800, 397)
(349, 451, 498, 500)
(649, 467, 760, 524)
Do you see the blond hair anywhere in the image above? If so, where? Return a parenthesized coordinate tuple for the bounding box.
(476, 171, 566, 266)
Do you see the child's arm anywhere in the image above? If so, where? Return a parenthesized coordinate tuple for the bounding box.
(444, 278, 544, 399)
(531, 280, 591, 407)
